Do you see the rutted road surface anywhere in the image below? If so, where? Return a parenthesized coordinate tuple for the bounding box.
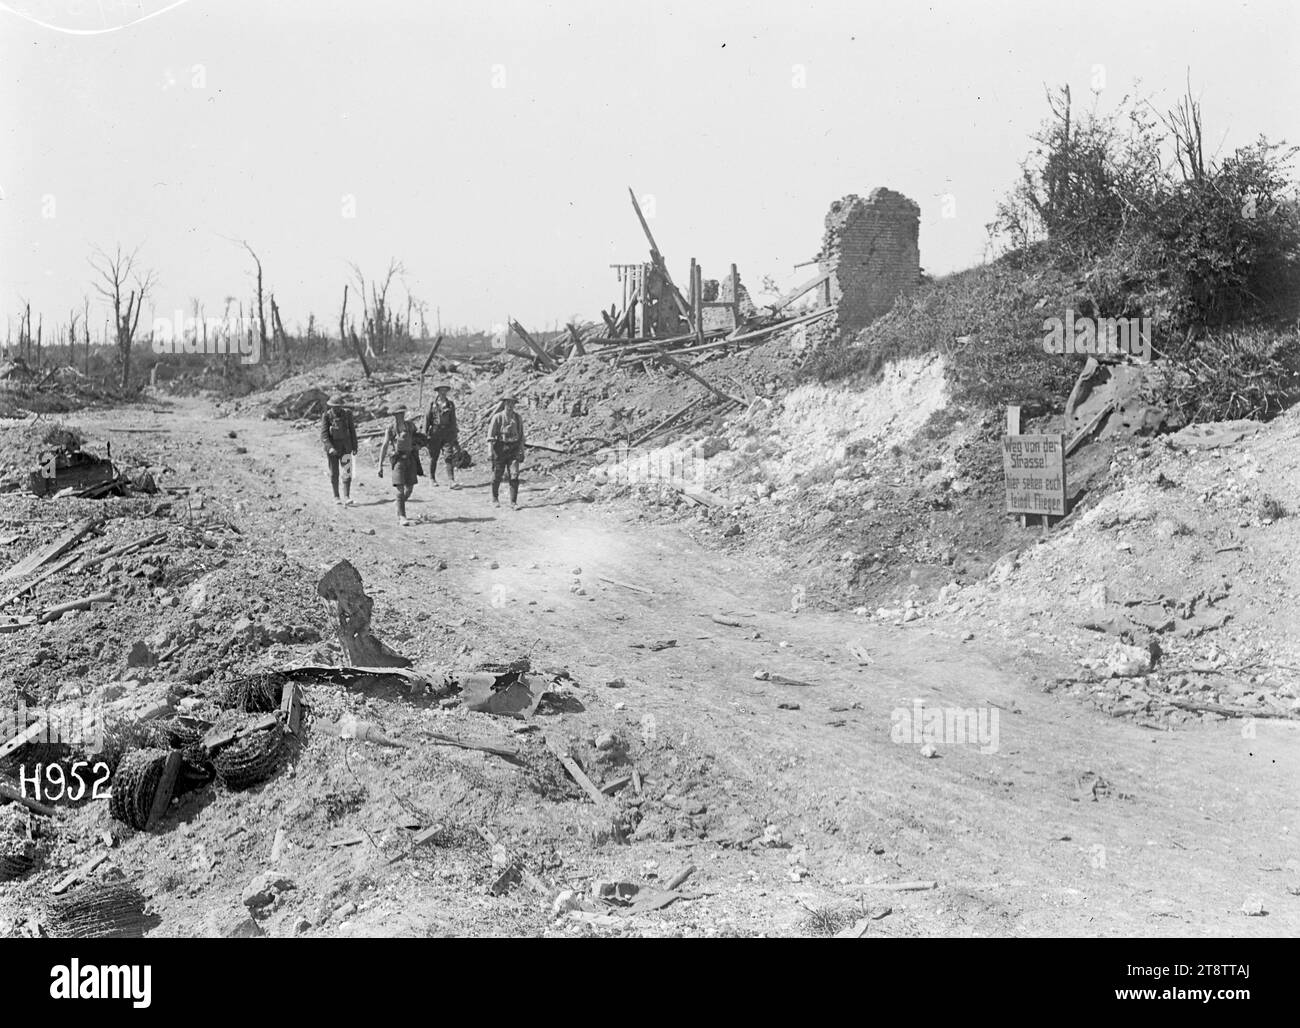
(76, 399, 1300, 936)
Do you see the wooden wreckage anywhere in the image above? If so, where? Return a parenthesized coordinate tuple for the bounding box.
(504, 187, 834, 373)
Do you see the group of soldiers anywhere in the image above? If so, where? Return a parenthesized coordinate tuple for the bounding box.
(318, 383, 526, 526)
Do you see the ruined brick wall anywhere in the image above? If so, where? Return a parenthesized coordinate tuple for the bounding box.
(817, 188, 921, 340)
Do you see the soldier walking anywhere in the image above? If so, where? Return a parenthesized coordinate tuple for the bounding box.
(423, 382, 460, 489)
(319, 394, 358, 505)
(377, 404, 424, 526)
(486, 394, 525, 509)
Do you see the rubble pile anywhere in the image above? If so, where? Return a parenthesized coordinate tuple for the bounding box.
(893, 408, 1300, 723)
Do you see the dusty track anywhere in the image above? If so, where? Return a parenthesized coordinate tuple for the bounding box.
(63, 398, 1300, 936)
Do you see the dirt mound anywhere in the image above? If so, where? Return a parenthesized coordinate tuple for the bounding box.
(923, 405, 1300, 723)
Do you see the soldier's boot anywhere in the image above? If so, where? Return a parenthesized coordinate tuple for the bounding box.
(509, 478, 520, 507)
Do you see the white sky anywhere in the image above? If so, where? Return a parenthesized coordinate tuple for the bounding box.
(2, 0, 1297, 337)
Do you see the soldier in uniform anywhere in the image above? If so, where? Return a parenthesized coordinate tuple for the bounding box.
(423, 382, 460, 489)
(486, 393, 525, 509)
(377, 404, 424, 526)
(319, 395, 358, 505)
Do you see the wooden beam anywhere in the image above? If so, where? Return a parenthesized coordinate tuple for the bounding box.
(509, 319, 558, 371)
(0, 718, 47, 762)
(39, 590, 113, 624)
(80, 531, 167, 571)
(545, 736, 611, 807)
(0, 552, 80, 609)
(1, 518, 102, 582)
(655, 353, 742, 405)
(419, 334, 445, 376)
(146, 750, 183, 830)
(627, 190, 690, 317)
(0, 780, 58, 817)
(598, 575, 654, 595)
(566, 323, 586, 358)
(693, 263, 704, 346)
(50, 852, 108, 895)
(721, 306, 834, 345)
(280, 682, 303, 735)
(769, 271, 831, 314)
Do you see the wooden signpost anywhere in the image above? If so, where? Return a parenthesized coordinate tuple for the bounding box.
(1003, 406, 1066, 527)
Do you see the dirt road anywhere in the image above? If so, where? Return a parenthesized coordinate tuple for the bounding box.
(66, 399, 1300, 936)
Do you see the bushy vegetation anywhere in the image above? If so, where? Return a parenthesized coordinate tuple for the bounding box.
(810, 83, 1300, 424)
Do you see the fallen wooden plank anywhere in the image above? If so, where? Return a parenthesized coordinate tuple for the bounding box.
(39, 590, 113, 624)
(724, 306, 834, 345)
(600, 775, 632, 796)
(329, 833, 367, 848)
(633, 398, 700, 446)
(509, 319, 559, 371)
(0, 552, 80, 609)
(412, 824, 445, 847)
(1, 518, 102, 582)
(202, 712, 280, 754)
(711, 615, 742, 628)
(0, 718, 48, 762)
(49, 852, 109, 895)
(853, 880, 938, 892)
(80, 530, 167, 570)
(145, 750, 183, 831)
(279, 682, 303, 735)
(654, 353, 742, 405)
(545, 736, 610, 807)
(598, 575, 654, 596)
(631, 767, 643, 795)
(768, 271, 831, 313)
(0, 781, 58, 817)
(421, 731, 519, 759)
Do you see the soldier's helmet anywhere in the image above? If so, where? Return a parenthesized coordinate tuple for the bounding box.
(327, 395, 346, 407)
(389, 404, 407, 416)
(501, 394, 517, 404)
(435, 382, 452, 392)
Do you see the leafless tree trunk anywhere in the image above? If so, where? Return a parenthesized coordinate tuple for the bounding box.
(339, 283, 349, 360)
(67, 307, 79, 366)
(270, 293, 291, 370)
(90, 244, 156, 388)
(234, 240, 271, 360)
(349, 259, 405, 356)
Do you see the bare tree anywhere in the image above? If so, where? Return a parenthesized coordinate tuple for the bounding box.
(82, 295, 90, 375)
(238, 240, 270, 360)
(269, 292, 291, 370)
(90, 244, 156, 387)
(349, 259, 405, 356)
